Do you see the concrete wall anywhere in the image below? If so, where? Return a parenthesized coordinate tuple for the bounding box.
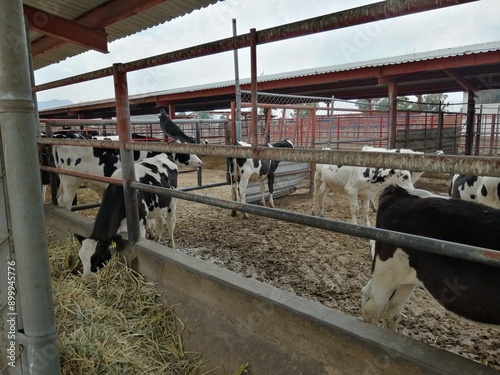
(45, 205, 498, 375)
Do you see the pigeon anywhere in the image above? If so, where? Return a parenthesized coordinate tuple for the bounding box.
(159, 109, 195, 143)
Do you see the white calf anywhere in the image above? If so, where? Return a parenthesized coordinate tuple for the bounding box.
(311, 163, 414, 226)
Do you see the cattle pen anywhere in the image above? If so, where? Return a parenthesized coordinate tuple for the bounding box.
(2, 0, 500, 374)
(38, 126, 500, 374)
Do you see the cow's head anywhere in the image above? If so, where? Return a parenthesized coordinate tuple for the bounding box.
(395, 170, 415, 188)
(74, 234, 126, 276)
(170, 152, 203, 168)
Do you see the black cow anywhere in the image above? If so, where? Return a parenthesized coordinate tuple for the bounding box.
(362, 184, 500, 330)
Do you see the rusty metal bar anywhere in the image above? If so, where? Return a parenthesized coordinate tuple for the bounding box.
(33, 0, 478, 93)
(42, 118, 226, 127)
(40, 165, 121, 186)
(38, 137, 119, 148)
(130, 180, 500, 268)
(39, 138, 500, 177)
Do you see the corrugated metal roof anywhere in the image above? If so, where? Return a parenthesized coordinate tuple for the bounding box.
(39, 41, 500, 113)
(251, 40, 500, 84)
(24, 0, 222, 70)
(137, 40, 500, 96)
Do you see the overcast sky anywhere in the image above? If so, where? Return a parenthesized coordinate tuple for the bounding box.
(34, 0, 499, 105)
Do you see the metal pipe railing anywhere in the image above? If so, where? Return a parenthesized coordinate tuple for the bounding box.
(129, 180, 500, 268)
(39, 137, 500, 177)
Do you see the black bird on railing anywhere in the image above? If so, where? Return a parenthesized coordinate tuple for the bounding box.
(159, 108, 195, 143)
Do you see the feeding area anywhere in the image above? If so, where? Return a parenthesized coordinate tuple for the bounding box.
(48, 234, 208, 374)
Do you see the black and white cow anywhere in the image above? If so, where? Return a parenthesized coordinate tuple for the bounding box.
(229, 139, 294, 219)
(75, 153, 177, 276)
(362, 184, 500, 330)
(450, 174, 500, 209)
(311, 162, 415, 226)
(53, 134, 202, 210)
(39, 130, 88, 200)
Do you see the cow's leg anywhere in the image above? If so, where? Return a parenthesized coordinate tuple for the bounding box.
(165, 200, 176, 249)
(230, 168, 239, 217)
(267, 174, 275, 208)
(311, 170, 322, 215)
(381, 284, 416, 331)
(238, 175, 250, 219)
(316, 182, 330, 217)
(259, 179, 267, 207)
(360, 198, 371, 226)
(146, 218, 158, 240)
(344, 188, 359, 225)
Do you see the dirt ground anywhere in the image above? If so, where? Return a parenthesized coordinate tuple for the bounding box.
(72, 156, 500, 370)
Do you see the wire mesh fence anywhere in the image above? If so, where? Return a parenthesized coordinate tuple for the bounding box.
(237, 91, 499, 156)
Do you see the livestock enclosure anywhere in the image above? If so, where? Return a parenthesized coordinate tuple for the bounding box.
(2, 1, 500, 374)
(35, 93, 500, 374)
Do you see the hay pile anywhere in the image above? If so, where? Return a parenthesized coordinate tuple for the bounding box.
(48, 234, 205, 374)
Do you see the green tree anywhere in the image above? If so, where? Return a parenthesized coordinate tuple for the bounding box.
(356, 93, 449, 112)
(193, 111, 211, 119)
(415, 93, 449, 111)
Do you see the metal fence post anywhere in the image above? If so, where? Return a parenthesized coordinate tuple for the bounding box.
(0, 1, 61, 373)
(113, 64, 140, 244)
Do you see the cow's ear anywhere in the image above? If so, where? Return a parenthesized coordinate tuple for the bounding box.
(111, 235, 127, 252)
(74, 233, 86, 244)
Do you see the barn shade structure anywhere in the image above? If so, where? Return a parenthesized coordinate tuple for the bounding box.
(1, 0, 499, 374)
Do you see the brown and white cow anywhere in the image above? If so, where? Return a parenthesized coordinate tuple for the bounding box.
(362, 184, 500, 330)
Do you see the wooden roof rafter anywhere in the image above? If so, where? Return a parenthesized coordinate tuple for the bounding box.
(28, 0, 167, 57)
(443, 68, 479, 96)
(24, 4, 108, 54)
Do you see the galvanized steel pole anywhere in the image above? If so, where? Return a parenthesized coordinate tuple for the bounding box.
(0, 0, 61, 373)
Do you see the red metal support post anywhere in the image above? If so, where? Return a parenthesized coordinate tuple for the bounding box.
(250, 28, 258, 150)
(387, 81, 398, 149)
(113, 63, 140, 244)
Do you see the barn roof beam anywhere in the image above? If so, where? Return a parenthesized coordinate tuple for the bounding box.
(24, 5, 108, 54)
(29, 0, 165, 57)
(378, 74, 413, 85)
(443, 68, 478, 97)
